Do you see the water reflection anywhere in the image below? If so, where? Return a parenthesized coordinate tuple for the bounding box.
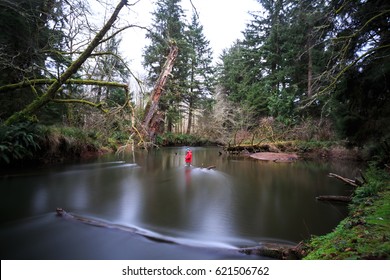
(0, 147, 360, 258)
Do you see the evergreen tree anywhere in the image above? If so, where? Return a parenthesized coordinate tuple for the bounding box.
(219, 0, 334, 123)
(328, 0, 390, 146)
(143, 0, 190, 133)
(244, 0, 309, 123)
(0, 0, 67, 120)
(219, 0, 294, 121)
(184, 13, 214, 134)
(218, 41, 243, 101)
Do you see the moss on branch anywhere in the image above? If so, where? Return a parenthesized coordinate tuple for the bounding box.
(0, 79, 128, 93)
(4, 0, 128, 125)
(52, 99, 109, 113)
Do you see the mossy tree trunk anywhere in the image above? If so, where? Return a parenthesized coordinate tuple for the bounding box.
(4, 0, 128, 125)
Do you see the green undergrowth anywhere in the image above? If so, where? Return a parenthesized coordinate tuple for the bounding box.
(39, 125, 101, 159)
(304, 166, 390, 259)
(0, 122, 109, 166)
(0, 122, 41, 164)
(230, 140, 339, 151)
(157, 132, 212, 146)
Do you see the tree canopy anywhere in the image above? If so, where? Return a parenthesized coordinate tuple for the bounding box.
(142, 0, 215, 135)
(0, 0, 388, 152)
(218, 0, 390, 145)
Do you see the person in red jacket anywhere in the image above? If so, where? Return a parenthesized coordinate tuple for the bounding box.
(185, 148, 192, 166)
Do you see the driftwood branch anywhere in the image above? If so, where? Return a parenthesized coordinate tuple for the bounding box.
(316, 172, 364, 204)
(328, 173, 359, 187)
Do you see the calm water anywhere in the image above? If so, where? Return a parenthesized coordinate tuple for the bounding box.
(0, 147, 357, 259)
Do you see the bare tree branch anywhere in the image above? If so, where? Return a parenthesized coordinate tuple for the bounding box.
(52, 98, 109, 113)
(5, 0, 129, 125)
(0, 78, 128, 93)
(301, 43, 390, 109)
(98, 24, 151, 45)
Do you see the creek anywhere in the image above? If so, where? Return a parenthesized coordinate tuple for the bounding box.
(0, 147, 358, 259)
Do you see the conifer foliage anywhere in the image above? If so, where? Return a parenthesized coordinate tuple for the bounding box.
(218, 0, 390, 145)
(143, 0, 214, 134)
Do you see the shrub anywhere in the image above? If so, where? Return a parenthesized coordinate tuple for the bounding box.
(353, 165, 390, 204)
(0, 122, 41, 165)
(159, 132, 210, 146)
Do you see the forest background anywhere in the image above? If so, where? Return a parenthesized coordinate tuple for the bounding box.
(0, 0, 389, 166)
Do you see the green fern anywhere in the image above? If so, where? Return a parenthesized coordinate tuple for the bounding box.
(0, 122, 42, 165)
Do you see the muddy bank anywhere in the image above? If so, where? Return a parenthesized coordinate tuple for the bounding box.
(299, 146, 362, 161)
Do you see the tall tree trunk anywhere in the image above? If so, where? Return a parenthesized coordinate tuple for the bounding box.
(307, 31, 313, 98)
(186, 101, 193, 134)
(166, 105, 173, 133)
(5, 0, 128, 125)
(270, 0, 282, 95)
(142, 43, 179, 143)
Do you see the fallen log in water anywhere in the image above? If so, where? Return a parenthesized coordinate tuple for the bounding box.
(194, 165, 216, 170)
(55, 208, 302, 259)
(328, 172, 362, 187)
(316, 172, 365, 204)
(316, 195, 352, 203)
(239, 242, 304, 260)
(250, 152, 298, 162)
(224, 144, 273, 154)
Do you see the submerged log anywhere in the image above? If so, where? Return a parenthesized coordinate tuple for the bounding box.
(240, 241, 305, 260)
(55, 208, 303, 259)
(195, 165, 216, 170)
(316, 195, 352, 203)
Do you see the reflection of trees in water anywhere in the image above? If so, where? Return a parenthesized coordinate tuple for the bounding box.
(13, 147, 357, 246)
(183, 168, 235, 241)
(220, 160, 352, 242)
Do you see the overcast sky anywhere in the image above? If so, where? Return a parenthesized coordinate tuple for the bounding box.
(115, 0, 261, 76)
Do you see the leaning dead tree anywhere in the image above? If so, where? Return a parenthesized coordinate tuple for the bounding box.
(140, 43, 179, 146)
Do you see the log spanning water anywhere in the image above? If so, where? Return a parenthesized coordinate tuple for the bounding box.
(222, 143, 299, 162)
(250, 152, 298, 162)
(55, 208, 303, 259)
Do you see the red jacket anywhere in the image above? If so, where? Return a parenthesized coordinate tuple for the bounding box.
(185, 150, 192, 163)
